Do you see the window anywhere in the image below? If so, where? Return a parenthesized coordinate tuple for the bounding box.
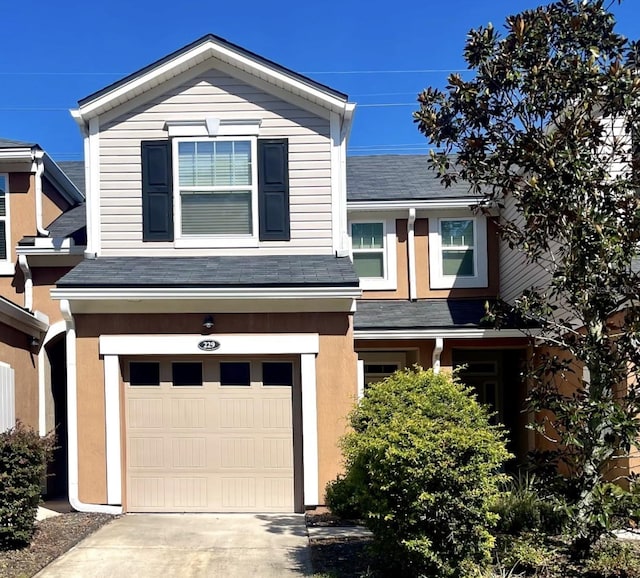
(129, 362, 160, 386)
(441, 219, 475, 276)
(175, 138, 256, 240)
(428, 215, 488, 289)
(172, 362, 203, 386)
(262, 362, 293, 386)
(349, 219, 397, 290)
(220, 362, 251, 386)
(142, 136, 289, 245)
(0, 174, 9, 270)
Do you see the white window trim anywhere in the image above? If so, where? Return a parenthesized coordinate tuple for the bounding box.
(349, 218, 397, 290)
(0, 174, 12, 275)
(429, 213, 488, 289)
(172, 136, 259, 249)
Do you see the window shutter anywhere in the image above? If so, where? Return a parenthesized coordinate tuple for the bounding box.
(141, 140, 173, 241)
(258, 139, 290, 241)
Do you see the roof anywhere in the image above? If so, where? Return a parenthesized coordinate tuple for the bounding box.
(354, 299, 493, 330)
(57, 255, 359, 288)
(45, 204, 86, 241)
(74, 34, 351, 121)
(56, 161, 85, 195)
(0, 137, 37, 149)
(347, 155, 477, 202)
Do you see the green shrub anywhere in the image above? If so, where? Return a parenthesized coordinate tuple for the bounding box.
(329, 367, 512, 577)
(325, 474, 362, 520)
(491, 472, 568, 536)
(495, 533, 556, 575)
(0, 422, 54, 549)
(584, 538, 640, 578)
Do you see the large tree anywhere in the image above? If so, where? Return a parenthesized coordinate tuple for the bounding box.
(414, 0, 640, 549)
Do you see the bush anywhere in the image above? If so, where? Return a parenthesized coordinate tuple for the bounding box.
(0, 422, 54, 549)
(584, 538, 640, 578)
(328, 367, 512, 577)
(491, 472, 568, 536)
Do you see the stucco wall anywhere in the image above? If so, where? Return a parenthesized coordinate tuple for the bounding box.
(72, 311, 358, 506)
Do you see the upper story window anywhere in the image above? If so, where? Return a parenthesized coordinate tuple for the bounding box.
(176, 139, 256, 241)
(429, 214, 488, 289)
(349, 219, 397, 290)
(440, 219, 475, 277)
(141, 133, 289, 247)
(0, 174, 10, 273)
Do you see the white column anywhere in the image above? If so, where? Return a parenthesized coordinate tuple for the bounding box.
(432, 337, 444, 374)
(300, 353, 319, 506)
(104, 355, 121, 505)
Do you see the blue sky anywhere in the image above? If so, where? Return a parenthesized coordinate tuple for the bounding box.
(1, 0, 637, 160)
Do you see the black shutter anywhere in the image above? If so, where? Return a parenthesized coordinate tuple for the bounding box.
(141, 140, 173, 242)
(258, 139, 290, 241)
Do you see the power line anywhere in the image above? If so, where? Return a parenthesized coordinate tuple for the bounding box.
(0, 68, 466, 76)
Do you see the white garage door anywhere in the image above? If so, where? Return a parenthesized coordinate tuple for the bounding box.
(124, 357, 295, 512)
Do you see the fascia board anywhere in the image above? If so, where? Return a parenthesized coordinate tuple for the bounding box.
(347, 199, 485, 211)
(74, 41, 351, 121)
(354, 328, 534, 339)
(51, 286, 362, 301)
(0, 148, 34, 161)
(0, 299, 49, 336)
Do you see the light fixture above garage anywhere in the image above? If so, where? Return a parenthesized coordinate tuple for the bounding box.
(202, 315, 215, 330)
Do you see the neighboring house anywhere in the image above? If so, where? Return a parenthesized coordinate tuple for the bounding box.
(1, 35, 556, 515)
(347, 155, 532, 459)
(0, 138, 85, 496)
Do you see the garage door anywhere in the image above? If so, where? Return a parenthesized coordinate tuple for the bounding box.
(124, 357, 295, 512)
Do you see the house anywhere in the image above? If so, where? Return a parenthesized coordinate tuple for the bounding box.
(1, 34, 546, 515)
(0, 138, 85, 496)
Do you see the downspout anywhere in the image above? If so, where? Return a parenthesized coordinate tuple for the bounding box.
(432, 337, 444, 374)
(60, 299, 122, 514)
(407, 208, 417, 301)
(17, 255, 32, 311)
(31, 149, 48, 237)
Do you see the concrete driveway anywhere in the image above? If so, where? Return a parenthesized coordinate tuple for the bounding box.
(36, 513, 311, 577)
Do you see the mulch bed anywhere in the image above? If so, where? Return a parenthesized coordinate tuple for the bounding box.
(0, 512, 115, 578)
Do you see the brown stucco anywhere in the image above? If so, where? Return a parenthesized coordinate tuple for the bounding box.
(42, 179, 71, 227)
(0, 321, 38, 429)
(72, 311, 358, 507)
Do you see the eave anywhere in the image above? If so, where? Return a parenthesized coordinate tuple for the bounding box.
(71, 35, 353, 124)
(0, 298, 49, 337)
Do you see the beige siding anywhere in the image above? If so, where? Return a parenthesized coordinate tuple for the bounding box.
(499, 196, 550, 304)
(99, 68, 334, 256)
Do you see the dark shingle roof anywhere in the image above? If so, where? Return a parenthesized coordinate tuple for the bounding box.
(355, 299, 492, 330)
(45, 204, 87, 242)
(56, 161, 85, 195)
(0, 137, 36, 149)
(347, 155, 477, 202)
(57, 255, 358, 288)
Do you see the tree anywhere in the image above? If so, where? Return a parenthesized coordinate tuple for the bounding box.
(414, 0, 640, 551)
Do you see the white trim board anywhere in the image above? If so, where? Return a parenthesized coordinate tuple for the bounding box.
(355, 329, 533, 340)
(99, 333, 320, 356)
(99, 332, 321, 508)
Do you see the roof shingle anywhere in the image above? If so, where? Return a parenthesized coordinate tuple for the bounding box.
(57, 255, 359, 288)
(347, 155, 477, 202)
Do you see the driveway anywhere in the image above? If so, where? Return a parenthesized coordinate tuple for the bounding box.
(36, 513, 311, 577)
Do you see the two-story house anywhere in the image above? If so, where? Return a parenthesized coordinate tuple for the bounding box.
(1, 34, 565, 516)
(0, 138, 85, 497)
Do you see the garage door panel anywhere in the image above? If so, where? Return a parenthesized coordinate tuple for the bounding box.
(220, 437, 256, 468)
(219, 398, 255, 428)
(262, 437, 293, 469)
(170, 398, 206, 428)
(128, 398, 164, 428)
(129, 436, 166, 468)
(171, 437, 207, 468)
(261, 398, 292, 428)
